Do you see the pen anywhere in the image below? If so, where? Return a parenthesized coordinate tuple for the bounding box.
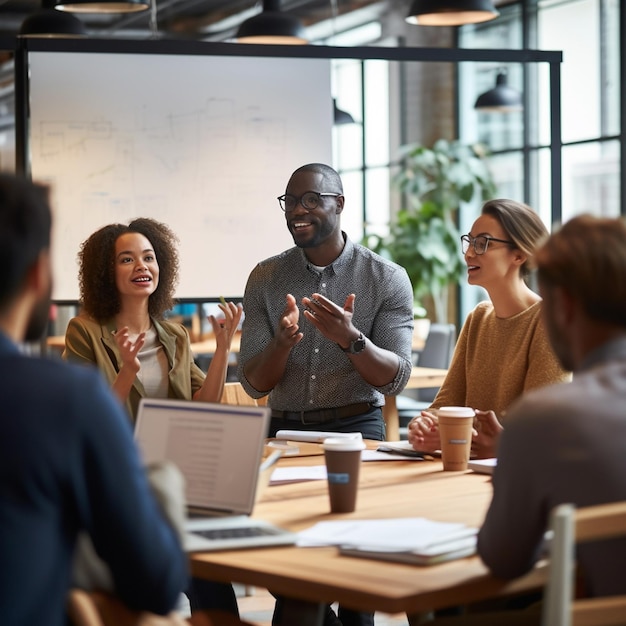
(260, 449, 283, 472)
(219, 295, 227, 307)
(376, 445, 435, 461)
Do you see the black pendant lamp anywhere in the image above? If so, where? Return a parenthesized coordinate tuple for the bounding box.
(406, 0, 499, 26)
(474, 71, 522, 112)
(333, 99, 355, 125)
(55, 0, 149, 14)
(19, 0, 87, 37)
(235, 0, 307, 45)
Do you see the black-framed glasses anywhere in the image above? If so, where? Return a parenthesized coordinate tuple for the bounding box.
(277, 191, 341, 213)
(461, 233, 514, 255)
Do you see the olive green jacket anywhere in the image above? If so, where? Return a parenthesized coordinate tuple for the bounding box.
(63, 315, 204, 423)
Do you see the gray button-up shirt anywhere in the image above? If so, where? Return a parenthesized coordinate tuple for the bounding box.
(237, 234, 414, 412)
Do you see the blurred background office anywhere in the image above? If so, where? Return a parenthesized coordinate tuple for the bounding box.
(0, 0, 621, 339)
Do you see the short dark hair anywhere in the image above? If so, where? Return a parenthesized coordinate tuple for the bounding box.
(0, 174, 51, 312)
(78, 217, 180, 322)
(536, 214, 626, 328)
(289, 163, 343, 194)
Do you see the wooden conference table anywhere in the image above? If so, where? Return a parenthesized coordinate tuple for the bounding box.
(191, 444, 546, 626)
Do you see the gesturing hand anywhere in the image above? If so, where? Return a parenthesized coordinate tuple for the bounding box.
(275, 293, 303, 349)
(113, 326, 145, 375)
(209, 301, 243, 350)
(301, 292, 357, 345)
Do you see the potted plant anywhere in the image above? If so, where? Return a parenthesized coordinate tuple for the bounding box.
(365, 139, 496, 324)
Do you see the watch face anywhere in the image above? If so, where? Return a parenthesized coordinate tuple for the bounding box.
(350, 335, 366, 353)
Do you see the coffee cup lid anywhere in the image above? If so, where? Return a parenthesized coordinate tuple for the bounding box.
(437, 406, 475, 418)
(322, 437, 366, 451)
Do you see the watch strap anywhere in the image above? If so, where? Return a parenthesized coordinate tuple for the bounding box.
(340, 332, 366, 354)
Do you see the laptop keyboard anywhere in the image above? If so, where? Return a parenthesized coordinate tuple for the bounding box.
(191, 526, 282, 540)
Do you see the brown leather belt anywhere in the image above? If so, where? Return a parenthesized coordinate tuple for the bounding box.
(270, 402, 374, 425)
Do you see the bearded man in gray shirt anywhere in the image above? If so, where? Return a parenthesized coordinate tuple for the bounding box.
(238, 162, 414, 443)
(237, 163, 413, 626)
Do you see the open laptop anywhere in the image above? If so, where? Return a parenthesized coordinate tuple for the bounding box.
(134, 397, 297, 552)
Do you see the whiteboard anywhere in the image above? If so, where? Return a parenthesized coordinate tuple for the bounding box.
(27, 51, 332, 301)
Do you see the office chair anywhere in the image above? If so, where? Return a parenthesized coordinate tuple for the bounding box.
(542, 501, 626, 626)
(67, 589, 255, 626)
(397, 323, 455, 438)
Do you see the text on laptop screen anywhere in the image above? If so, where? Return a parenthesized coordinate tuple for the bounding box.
(134, 399, 269, 514)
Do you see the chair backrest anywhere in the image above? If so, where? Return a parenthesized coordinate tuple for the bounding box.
(415, 323, 456, 402)
(67, 589, 253, 626)
(220, 381, 259, 406)
(542, 501, 626, 626)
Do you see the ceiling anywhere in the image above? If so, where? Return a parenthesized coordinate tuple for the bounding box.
(0, 0, 389, 41)
(0, 0, 391, 133)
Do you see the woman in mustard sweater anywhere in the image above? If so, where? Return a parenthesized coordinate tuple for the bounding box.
(408, 199, 570, 458)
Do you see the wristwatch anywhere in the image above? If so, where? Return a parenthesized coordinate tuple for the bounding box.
(340, 332, 366, 354)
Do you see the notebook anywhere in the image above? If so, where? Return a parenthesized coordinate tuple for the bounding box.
(467, 458, 497, 475)
(134, 398, 297, 552)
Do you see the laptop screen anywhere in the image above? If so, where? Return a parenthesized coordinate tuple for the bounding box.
(134, 399, 270, 515)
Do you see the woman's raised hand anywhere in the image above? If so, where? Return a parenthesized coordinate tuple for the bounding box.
(209, 301, 243, 350)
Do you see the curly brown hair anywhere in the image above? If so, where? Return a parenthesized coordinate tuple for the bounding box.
(78, 217, 180, 322)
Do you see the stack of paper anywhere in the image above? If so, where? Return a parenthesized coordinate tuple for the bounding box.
(298, 518, 477, 566)
(275, 430, 362, 443)
(467, 458, 497, 475)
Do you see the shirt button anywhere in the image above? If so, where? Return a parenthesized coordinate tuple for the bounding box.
(311, 374, 316, 380)
(321, 283, 326, 288)
(314, 348, 319, 353)
(309, 399, 314, 404)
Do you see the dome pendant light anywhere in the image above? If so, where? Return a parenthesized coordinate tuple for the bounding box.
(55, 0, 149, 14)
(236, 0, 308, 45)
(406, 0, 499, 27)
(19, 0, 87, 37)
(474, 70, 523, 112)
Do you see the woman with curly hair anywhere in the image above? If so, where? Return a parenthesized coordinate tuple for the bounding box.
(63, 217, 242, 422)
(63, 218, 244, 617)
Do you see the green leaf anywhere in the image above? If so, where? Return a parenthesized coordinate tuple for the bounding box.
(362, 139, 497, 321)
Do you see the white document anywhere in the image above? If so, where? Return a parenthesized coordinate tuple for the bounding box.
(467, 458, 497, 474)
(270, 465, 328, 485)
(297, 518, 476, 551)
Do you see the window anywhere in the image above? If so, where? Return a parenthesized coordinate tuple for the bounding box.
(457, 0, 621, 320)
(330, 12, 394, 244)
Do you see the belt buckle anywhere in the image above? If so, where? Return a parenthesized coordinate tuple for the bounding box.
(300, 410, 319, 425)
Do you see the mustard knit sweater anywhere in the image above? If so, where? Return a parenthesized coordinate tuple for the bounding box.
(431, 301, 570, 418)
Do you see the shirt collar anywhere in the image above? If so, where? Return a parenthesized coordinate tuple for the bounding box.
(0, 330, 19, 356)
(579, 335, 626, 372)
(301, 231, 353, 274)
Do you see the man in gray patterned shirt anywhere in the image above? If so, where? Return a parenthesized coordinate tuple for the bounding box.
(238, 162, 414, 626)
(237, 162, 414, 442)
